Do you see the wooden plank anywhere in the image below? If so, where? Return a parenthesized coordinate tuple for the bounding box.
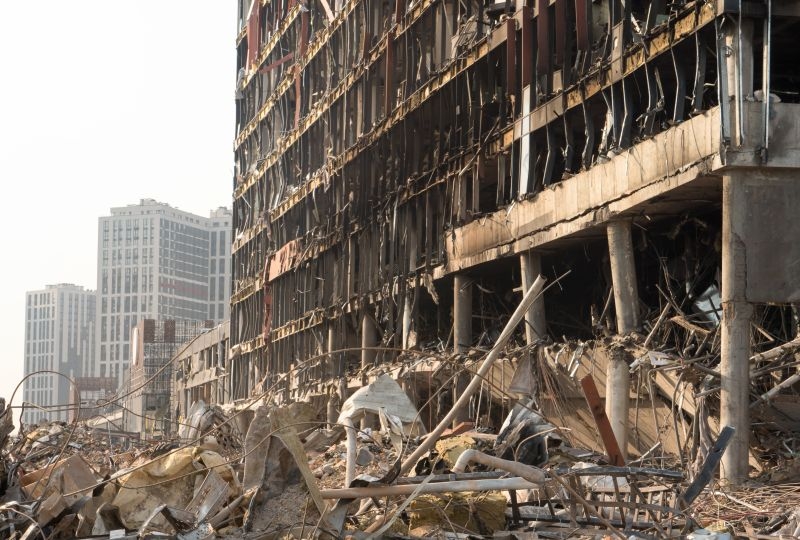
(678, 426, 735, 508)
(669, 315, 711, 336)
(580, 374, 625, 466)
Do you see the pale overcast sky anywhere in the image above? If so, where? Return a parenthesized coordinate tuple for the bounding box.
(0, 2, 235, 424)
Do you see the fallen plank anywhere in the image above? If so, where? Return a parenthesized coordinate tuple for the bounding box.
(580, 374, 625, 466)
(678, 425, 735, 508)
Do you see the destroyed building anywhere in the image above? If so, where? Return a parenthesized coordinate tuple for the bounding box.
(121, 319, 214, 438)
(172, 321, 231, 423)
(232, 0, 800, 487)
(5, 2, 800, 538)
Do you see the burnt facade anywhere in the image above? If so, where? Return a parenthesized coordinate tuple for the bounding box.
(232, 0, 800, 483)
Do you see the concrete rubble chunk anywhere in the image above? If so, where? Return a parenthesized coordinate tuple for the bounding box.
(434, 435, 478, 469)
(407, 490, 508, 536)
(37, 491, 69, 526)
(20, 454, 98, 500)
(355, 447, 373, 467)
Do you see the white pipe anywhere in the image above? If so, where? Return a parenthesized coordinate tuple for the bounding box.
(320, 476, 540, 499)
(342, 416, 357, 487)
(400, 275, 548, 475)
(451, 449, 546, 485)
(737, 0, 745, 145)
(750, 335, 800, 364)
(751, 372, 800, 409)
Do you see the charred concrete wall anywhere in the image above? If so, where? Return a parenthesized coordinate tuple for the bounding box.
(172, 321, 231, 425)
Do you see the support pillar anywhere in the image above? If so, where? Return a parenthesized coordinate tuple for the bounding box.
(720, 171, 753, 485)
(454, 274, 473, 353)
(520, 250, 547, 343)
(402, 213, 418, 349)
(453, 274, 473, 425)
(326, 386, 338, 430)
(361, 313, 378, 371)
(605, 220, 640, 460)
(360, 313, 379, 430)
(326, 321, 338, 428)
(605, 346, 629, 459)
(607, 220, 640, 334)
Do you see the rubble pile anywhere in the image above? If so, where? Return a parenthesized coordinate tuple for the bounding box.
(4, 307, 800, 539)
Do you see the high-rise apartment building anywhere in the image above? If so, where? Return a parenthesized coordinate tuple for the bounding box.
(22, 284, 96, 425)
(208, 207, 232, 323)
(96, 199, 231, 385)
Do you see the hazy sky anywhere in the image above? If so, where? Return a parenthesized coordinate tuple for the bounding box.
(0, 2, 235, 424)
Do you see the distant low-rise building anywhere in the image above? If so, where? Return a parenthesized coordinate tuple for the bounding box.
(121, 319, 212, 438)
(75, 376, 118, 421)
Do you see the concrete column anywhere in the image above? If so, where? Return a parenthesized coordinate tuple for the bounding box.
(360, 313, 378, 430)
(606, 220, 640, 461)
(361, 313, 378, 371)
(607, 220, 640, 334)
(606, 347, 629, 460)
(454, 274, 473, 353)
(453, 274, 473, 425)
(520, 250, 547, 343)
(326, 387, 338, 430)
(720, 171, 753, 485)
(402, 213, 418, 349)
(326, 321, 338, 428)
